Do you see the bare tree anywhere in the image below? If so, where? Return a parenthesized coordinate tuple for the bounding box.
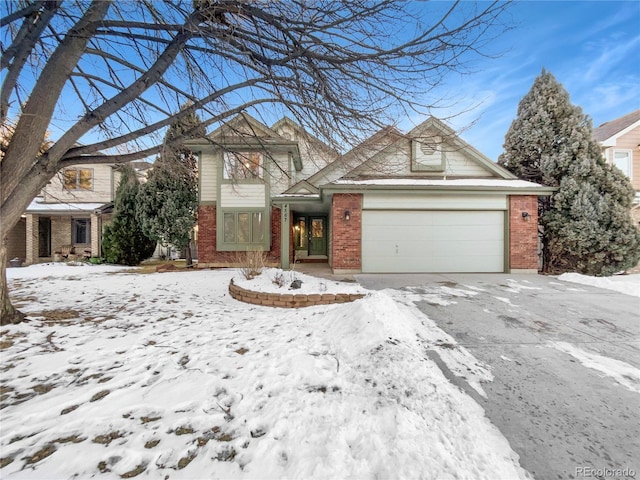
(0, 0, 509, 323)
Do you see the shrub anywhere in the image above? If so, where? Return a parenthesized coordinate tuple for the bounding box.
(234, 250, 266, 280)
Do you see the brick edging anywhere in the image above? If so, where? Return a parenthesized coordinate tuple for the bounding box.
(229, 279, 366, 308)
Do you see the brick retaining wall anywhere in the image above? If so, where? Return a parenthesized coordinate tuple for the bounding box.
(229, 279, 365, 308)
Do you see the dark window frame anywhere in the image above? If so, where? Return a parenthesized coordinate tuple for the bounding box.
(72, 218, 91, 244)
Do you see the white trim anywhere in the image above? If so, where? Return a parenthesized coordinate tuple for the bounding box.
(612, 149, 633, 179)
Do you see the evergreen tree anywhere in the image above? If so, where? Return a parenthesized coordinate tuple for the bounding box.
(102, 165, 156, 266)
(499, 69, 640, 275)
(137, 108, 205, 266)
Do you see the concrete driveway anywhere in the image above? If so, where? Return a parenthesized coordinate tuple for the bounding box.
(356, 273, 640, 480)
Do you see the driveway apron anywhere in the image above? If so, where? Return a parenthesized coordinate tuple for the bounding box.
(356, 273, 640, 480)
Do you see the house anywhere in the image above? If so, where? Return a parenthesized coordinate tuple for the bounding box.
(8, 161, 151, 265)
(187, 114, 554, 274)
(593, 109, 640, 224)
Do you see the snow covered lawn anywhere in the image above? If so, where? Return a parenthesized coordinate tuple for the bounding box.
(558, 272, 640, 297)
(1, 264, 528, 479)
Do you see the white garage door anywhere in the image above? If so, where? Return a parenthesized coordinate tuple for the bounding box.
(362, 210, 504, 273)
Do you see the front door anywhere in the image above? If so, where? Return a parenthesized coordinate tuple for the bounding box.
(38, 217, 51, 257)
(309, 217, 326, 256)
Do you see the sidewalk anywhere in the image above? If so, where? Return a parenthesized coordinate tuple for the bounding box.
(292, 262, 357, 283)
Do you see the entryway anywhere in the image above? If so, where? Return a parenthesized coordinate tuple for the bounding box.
(38, 217, 51, 258)
(293, 215, 327, 260)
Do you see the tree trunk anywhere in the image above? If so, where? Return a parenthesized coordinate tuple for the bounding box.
(0, 236, 25, 325)
(185, 243, 193, 267)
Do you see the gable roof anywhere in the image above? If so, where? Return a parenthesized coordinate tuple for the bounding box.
(298, 126, 404, 189)
(593, 109, 640, 144)
(407, 117, 516, 179)
(271, 116, 339, 158)
(208, 112, 283, 141)
(184, 113, 303, 171)
(338, 117, 516, 181)
(283, 179, 320, 195)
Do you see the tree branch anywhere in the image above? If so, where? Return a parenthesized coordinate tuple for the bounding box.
(45, 12, 201, 166)
(0, 1, 60, 123)
(1, 0, 111, 207)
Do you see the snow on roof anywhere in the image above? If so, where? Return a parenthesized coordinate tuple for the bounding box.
(276, 193, 321, 198)
(331, 178, 547, 188)
(26, 199, 107, 213)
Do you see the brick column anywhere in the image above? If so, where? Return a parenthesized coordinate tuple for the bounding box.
(331, 193, 362, 273)
(509, 195, 539, 272)
(91, 213, 99, 258)
(25, 214, 38, 265)
(197, 205, 216, 265)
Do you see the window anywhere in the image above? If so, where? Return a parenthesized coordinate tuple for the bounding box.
(63, 168, 93, 190)
(613, 150, 632, 178)
(223, 151, 263, 179)
(293, 217, 307, 250)
(412, 137, 444, 172)
(72, 218, 91, 244)
(222, 211, 265, 245)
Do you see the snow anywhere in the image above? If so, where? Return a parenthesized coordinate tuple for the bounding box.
(558, 272, 640, 297)
(25, 199, 106, 213)
(233, 267, 366, 295)
(332, 178, 547, 188)
(1, 264, 529, 479)
(548, 342, 640, 394)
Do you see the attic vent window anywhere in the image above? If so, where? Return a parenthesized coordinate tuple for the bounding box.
(420, 142, 437, 155)
(412, 137, 445, 172)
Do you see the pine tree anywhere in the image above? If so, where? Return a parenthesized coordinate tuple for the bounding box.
(102, 165, 156, 266)
(499, 69, 640, 275)
(137, 108, 205, 266)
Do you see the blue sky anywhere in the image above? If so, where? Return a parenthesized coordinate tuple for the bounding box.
(405, 1, 640, 161)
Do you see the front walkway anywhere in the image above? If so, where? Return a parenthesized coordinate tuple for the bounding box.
(292, 262, 357, 283)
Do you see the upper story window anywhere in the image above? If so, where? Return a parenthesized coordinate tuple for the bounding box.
(63, 168, 93, 190)
(223, 151, 263, 180)
(613, 150, 632, 179)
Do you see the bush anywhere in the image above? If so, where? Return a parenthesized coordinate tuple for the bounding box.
(102, 165, 156, 266)
(234, 250, 266, 280)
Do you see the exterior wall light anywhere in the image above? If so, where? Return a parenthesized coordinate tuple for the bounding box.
(344, 211, 351, 221)
(522, 211, 530, 221)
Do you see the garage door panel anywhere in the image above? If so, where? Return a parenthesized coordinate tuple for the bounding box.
(362, 210, 504, 273)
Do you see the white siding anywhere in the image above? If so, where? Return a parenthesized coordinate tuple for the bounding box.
(362, 210, 504, 273)
(44, 164, 114, 203)
(443, 149, 494, 177)
(200, 152, 218, 202)
(352, 141, 495, 178)
(220, 184, 266, 208)
(363, 193, 507, 210)
(268, 152, 291, 195)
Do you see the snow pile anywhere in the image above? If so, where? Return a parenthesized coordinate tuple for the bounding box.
(1, 265, 529, 479)
(558, 272, 640, 297)
(233, 267, 366, 294)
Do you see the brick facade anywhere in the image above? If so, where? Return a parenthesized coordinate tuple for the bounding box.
(509, 195, 539, 271)
(197, 204, 282, 266)
(331, 193, 362, 272)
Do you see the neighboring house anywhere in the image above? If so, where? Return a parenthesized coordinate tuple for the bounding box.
(593, 109, 640, 225)
(8, 161, 151, 265)
(188, 114, 554, 274)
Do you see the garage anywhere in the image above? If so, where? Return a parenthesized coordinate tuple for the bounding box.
(361, 210, 505, 273)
